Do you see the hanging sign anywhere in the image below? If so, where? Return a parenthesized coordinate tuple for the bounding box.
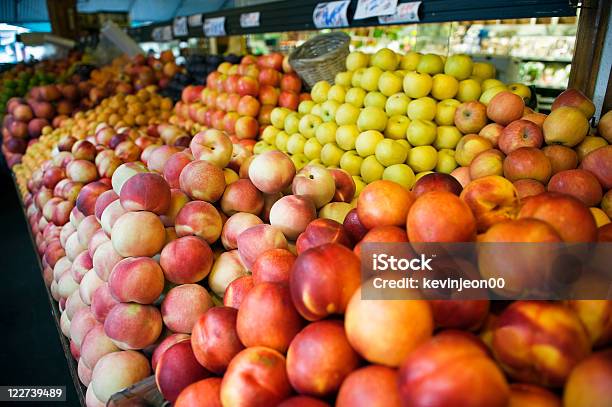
(173, 16, 188, 36)
(313, 1, 350, 29)
(354, 0, 398, 20)
(240, 12, 261, 28)
(204, 17, 227, 37)
(378, 1, 421, 24)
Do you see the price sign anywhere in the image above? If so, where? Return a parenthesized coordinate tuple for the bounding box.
(378, 1, 421, 24)
(173, 16, 188, 36)
(151, 27, 163, 42)
(240, 12, 261, 28)
(354, 0, 398, 20)
(161, 25, 173, 41)
(204, 17, 227, 37)
(313, 1, 350, 29)
(188, 14, 202, 27)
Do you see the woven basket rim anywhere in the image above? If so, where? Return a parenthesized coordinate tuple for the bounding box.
(289, 32, 350, 64)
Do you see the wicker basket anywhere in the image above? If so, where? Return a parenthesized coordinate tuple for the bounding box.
(289, 32, 350, 89)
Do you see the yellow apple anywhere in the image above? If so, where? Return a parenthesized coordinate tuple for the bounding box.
(395, 139, 411, 151)
(311, 80, 331, 103)
(224, 168, 239, 185)
(444, 54, 474, 80)
(469, 75, 483, 84)
(309, 158, 324, 167)
(400, 52, 422, 71)
(357, 106, 387, 132)
(417, 54, 444, 75)
(384, 115, 410, 140)
(270, 107, 291, 129)
(254, 141, 271, 154)
(383, 164, 416, 190)
(261, 125, 280, 144)
(336, 124, 360, 150)
(436, 148, 458, 174)
(327, 84, 346, 103)
(345, 87, 366, 107)
(315, 121, 338, 145)
(291, 153, 309, 171)
(320, 100, 340, 122)
(355, 130, 384, 157)
(287, 133, 307, 155)
(360, 155, 385, 183)
(378, 71, 403, 96)
(320, 143, 344, 167)
(371, 48, 399, 71)
(394, 70, 406, 79)
(434, 126, 462, 149)
(361, 66, 384, 92)
(472, 62, 496, 80)
(298, 114, 323, 138)
(385, 93, 411, 116)
(353, 176, 366, 197)
(375, 139, 408, 166)
(351, 67, 366, 88)
(575, 136, 608, 161)
(403, 71, 433, 99)
(431, 74, 459, 100)
(335, 103, 360, 126)
(340, 150, 364, 176)
(479, 85, 507, 105)
(275, 131, 289, 151)
(304, 137, 323, 160)
(415, 171, 434, 181)
(284, 112, 301, 134)
(311, 103, 322, 117)
(457, 79, 482, 102)
(435, 98, 461, 125)
(319, 202, 352, 224)
(590, 207, 610, 227)
(407, 145, 438, 172)
(481, 79, 505, 91)
(407, 119, 437, 146)
(298, 100, 315, 114)
(508, 83, 532, 103)
(335, 71, 353, 87)
(346, 51, 369, 71)
(364, 91, 388, 109)
(407, 97, 437, 121)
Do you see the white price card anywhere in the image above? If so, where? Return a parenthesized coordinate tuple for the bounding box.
(173, 16, 188, 36)
(204, 17, 227, 37)
(354, 0, 398, 20)
(188, 14, 202, 27)
(378, 1, 421, 24)
(313, 1, 350, 29)
(151, 27, 163, 42)
(240, 12, 261, 28)
(162, 25, 173, 41)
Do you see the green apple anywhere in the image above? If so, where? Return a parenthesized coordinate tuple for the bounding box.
(275, 131, 289, 151)
(479, 85, 506, 105)
(309, 158, 324, 167)
(320, 100, 340, 122)
(417, 54, 444, 75)
(396, 139, 411, 151)
(291, 153, 310, 171)
(319, 202, 353, 224)
(345, 87, 366, 107)
(340, 150, 364, 176)
(261, 125, 279, 144)
(298, 100, 315, 115)
(403, 71, 433, 99)
(360, 155, 385, 183)
(375, 139, 408, 166)
(351, 67, 366, 88)
(335, 103, 360, 126)
(431, 74, 459, 100)
(415, 171, 434, 182)
(400, 51, 422, 71)
(304, 137, 323, 160)
(361, 66, 383, 92)
(371, 48, 399, 71)
(298, 114, 323, 138)
(407, 119, 437, 146)
(320, 142, 344, 167)
(270, 107, 291, 129)
(377, 71, 403, 96)
(284, 112, 301, 135)
(385, 93, 410, 116)
(407, 97, 437, 121)
(457, 79, 482, 102)
(357, 106, 387, 132)
(352, 175, 366, 197)
(310, 103, 322, 117)
(394, 70, 406, 79)
(335, 71, 353, 87)
(315, 121, 338, 145)
(287, 133, 307, 155)
(384, 115, 410, 140)
(383, 164, 416, 190)
(336, 124, 359, 150)
(481, 79, 505, 91)
(355, 130, 384, 157)
(327, 84, 346, 103)
(364, 91, 387, 109)
(434, 125, 462, 149)
(436, 148, 458, 174)
(444, 54, 474, 80)
(346, 51, 369, 71)
(435, 99, 461, 125)
(253, 140, 271, 154)
(407, 145, 438, 172)
(472, 62, 496, 80)
(311, 80, 331, 103)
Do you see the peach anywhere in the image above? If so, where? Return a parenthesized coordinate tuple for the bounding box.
(407, 191, 477, 242)
(353, 225, 409, 257)
(86, 384, 105, 407)
(92, 240, 123, 281)
(343, 208, 368, 244)
(147, 145, 181, 173)
(248, 150, 296, 194)
(54, 257, 71, 282)
(261, 192, 282, 222)
(175, 378, 222, 407)
(412, 172, 463, 198)
(77, 215, 101, 246)
(42, 167, 66, 190)
(329, 168, 356, 202)
(91, 350, 150, 403)
(455, 134, 494, 166)
(547, 169, 602, 206)
(190, 129, 233, 168)
(503, 147, 552, 183)
(163, 151, 193, 189)
(514, 179, 545, 199)
(192, 307, 244, 374)
(80, 324, 120, 369)
(336, 365, 401, 407)
(119, 173, 171, 214)
(179, 160, 226, 202)
(115, 141, 141, 162)
(269, 195, 317, 240)
(508, 383, 561, 407)
(492, 301, 590, 386)
(580, 145, 612, 189)
(66, 290, 88, 319)
(90, 283, 119, 323)
(160, 236, 214, 283)
(223, 275, 254, 309)
(460, 175, 520, 232)
(518, 192, 597, 242)
(208, 250, 248, 296)
(161, 284, 214, 334)
(151, 333, 190, 371)
(79, 270, 104, 306)
(108, 257, 164, 304)
(94, 190, 118, 222)
(430, 300, 490, 331)
(252, 248, 295, 285)
(487, 91, 525, 125)
(551, 88, 595, 119)
(479, 122, 504, 147)
(220, 346, 292, 407)
(220, 212, 263, 250)
(566, 300, 612, 347)
(76, 182, 111, 217)
(237, 224, 288, 269)
(60, 223, 76, 248)
(78, 358, 92, 385)
(88, 228, 110, 257)
(104, 303, 162, 350)
(57, 270, 79, 299)
(175, 200, 223, 244)
(59, 310, 70, 335)
(455, 101, 488, 134)
(111, 211, 165, 257)
(287, 320, 359, 396)
(563, 350, 612, 407)
(295, 218, 352, 254)
(278, 397, 329, 407)
(67, 159, 99, 183)
(71, 251, 93, 283)
(220, 179, 264, 217)
(111, 162, 148, 194)
(470, 148, 505, 179)
(70, 307, 99, 347)
(357, 180, 415, 229)
(398, 332, 509, 407)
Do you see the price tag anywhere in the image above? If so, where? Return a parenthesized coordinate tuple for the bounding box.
(204, 16, 226, 37)
(378, 1, 421, 24)
(313, 1, 350, 29)
(151, 27, 164, 42)
(188, 14, 202, 27)
(354, 0, 398, 20)
(173, 16, 188, 36)
(240, 12, 261, 28)
(161, 25, 173, 41)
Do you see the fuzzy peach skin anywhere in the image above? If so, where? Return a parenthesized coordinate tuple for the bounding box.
(174, 378, 222, 407)
(161, 284, 214, 334)
(220, 212, 263, 250)
(563, 350, 612, 407)
(80, 324, 120, 369)
(91, 350, 150, 403)
(160, 236, 214, 283)
(357, 180, 415, 229)
(104, 303, 162, 350)
(119, 173, 171, 214)
(151, 334, 190, 372)
(236, 224, 288, 269)
(248, 150, 296, 194)
(111, 211, 166, 257)
(108, 257, 165, 304)
(336, 365, 401, 407)
(175, 200, 223, 244)
(179, 160, 226, 203)
(220, 179, 264, 216)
